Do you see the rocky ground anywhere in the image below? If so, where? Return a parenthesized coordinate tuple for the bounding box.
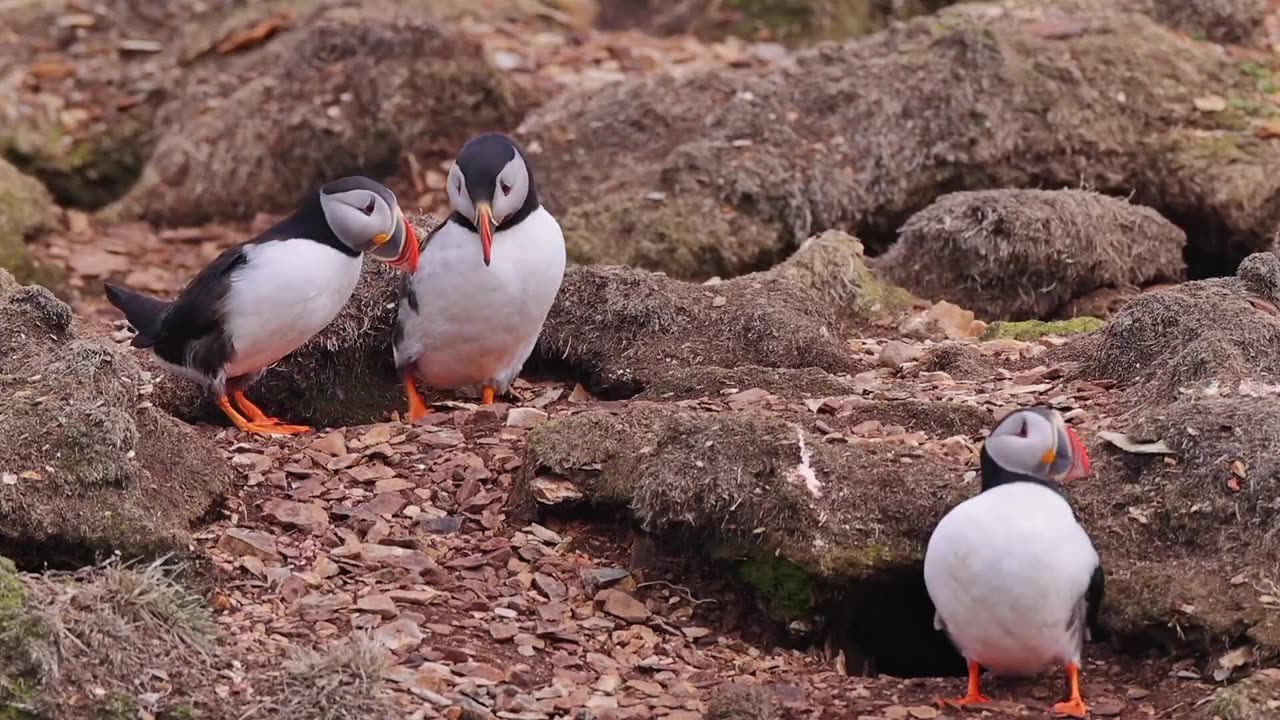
(4, 1, 1280, 719)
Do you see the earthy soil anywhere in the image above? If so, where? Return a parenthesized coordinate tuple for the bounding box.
(3, 1, 1280, 719)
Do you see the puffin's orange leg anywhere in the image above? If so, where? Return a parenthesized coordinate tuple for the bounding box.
(938, 660, 992, 707)
(1050, 663, 1088, 718)
(403, 372, 429, 422)
(216, 394, 309, 436)
(230, 391, 310, 434)
(480, 385, 496, 405)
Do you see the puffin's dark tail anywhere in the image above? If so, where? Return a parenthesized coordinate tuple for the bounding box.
(103, 282, 169, 348)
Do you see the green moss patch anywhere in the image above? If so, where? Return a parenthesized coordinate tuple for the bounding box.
(981, 317, 1106, 341)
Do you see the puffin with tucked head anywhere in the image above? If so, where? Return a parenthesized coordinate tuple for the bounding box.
(393, 132, 566, 417)
(105, 176, 419, 436)
(924, 407, 1101, 718)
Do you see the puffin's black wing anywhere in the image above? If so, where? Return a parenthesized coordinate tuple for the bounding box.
(1084, 563, 1107, 642)
(146, 244, 249, 380)
(1067, 562, 1107, 651)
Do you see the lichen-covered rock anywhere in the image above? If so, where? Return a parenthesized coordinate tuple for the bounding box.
(0, 269, 230, 561)
(1075, 252, 1280, 401)
(877, 190, 1186, 320)
(108, 2, 524, 226)
(744, 230, 915, 326)
(0, 158, 55, 285)
(520, 0, 1280, 279)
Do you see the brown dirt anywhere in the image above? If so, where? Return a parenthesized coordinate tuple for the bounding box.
(519, 0, 1280, 280)
(0, 269, 231, 564)
(875, 189, 1187, 320)
(1074, 251, 1280, 403)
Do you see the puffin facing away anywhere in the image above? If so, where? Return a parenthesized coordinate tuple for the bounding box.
(105, 176, 419, 436)
(923, 407, 1101, 718)
(393, 132, 566, 419)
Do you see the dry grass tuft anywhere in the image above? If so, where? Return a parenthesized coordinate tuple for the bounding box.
(249, 632, 392, 720)
(875, 189, 1186, 320)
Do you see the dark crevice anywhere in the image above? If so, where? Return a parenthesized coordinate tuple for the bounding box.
(521, 351, 645, 401)
(0, 537, 107, 572)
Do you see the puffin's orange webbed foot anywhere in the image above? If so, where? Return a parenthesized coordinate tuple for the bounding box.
(1050, 663, 1088, 718)
(402, 373, 429, 422)
(480, 385, 496, 405)
(938, 660, 992, 708)
(218, 394, 311, 436)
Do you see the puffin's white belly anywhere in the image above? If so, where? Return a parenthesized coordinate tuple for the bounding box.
(222, 239, 363, 379)
(923, 482, 1098, 676)
(394, 207, 566, 395)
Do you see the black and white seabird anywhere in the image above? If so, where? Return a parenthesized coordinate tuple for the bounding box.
(923, 407, 1102, 718)
(392, 132, 566, 419)
(105, 176, 420, 436)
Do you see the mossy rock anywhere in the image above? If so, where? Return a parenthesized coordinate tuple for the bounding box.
(0, 557, 54, 710)
(0, 159, 55, 286)
(981, 317, 1106, 341)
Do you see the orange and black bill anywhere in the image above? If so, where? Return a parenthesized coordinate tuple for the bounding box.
(476, 202, 494, 267)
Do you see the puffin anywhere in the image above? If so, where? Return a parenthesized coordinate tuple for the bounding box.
(923, 407, 1102, 718)
(393, 132, 566, 418)
(104, 176, 420, 436)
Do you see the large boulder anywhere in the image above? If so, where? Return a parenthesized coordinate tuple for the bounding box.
(876, 189, 1186, 320)
(107, 1, 524, 226)
(0, 269, 231, 562)
(518, 0, 1280, 280)
(1073, 251, 1280, 403)
(0, 158, 56, 285)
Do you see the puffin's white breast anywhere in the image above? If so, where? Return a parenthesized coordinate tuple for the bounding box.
(394, 206, 566, 394)
(923, 482, 1098, 676)
(222, 238, 362, 378)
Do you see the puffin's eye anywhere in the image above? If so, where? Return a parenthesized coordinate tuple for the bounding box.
(1016, 422, 1028, 438)
(500, 180, 512, 196)
(360, 197, 377, 216)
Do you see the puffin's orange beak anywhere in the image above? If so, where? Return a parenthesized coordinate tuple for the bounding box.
(390, 217, 419, 273)
(1061, 427, 1092, 481)
(476, 202, 493, 267)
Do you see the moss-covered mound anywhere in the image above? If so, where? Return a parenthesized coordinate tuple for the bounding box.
(0, 159, 55, 286)
(1075, 252, 1280, 402)
(877, 189, 1186, 320)
(107, 1, 523, 226)
(519, 0, 1280, 279)
(0, 270, 230, 562)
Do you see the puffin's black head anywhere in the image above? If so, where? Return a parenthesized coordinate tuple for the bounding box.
(318, 176, 419, 273)
(979, 406, 1092, 492)
(446, 132, 538, 267)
